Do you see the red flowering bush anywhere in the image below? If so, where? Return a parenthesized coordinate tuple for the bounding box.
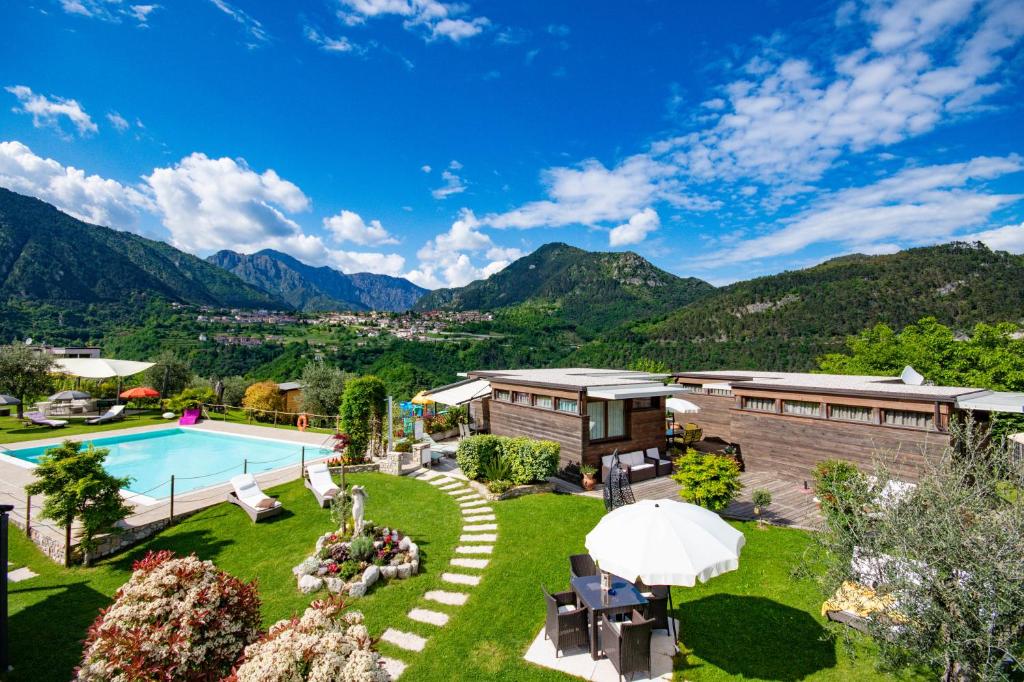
(76, 550, 262, 681)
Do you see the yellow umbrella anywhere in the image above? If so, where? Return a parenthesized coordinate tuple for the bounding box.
(411, 390, 434, 405)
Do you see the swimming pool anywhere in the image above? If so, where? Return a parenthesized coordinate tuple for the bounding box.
(6, 428, 322, 498)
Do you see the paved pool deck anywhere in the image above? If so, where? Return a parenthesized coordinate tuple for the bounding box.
(0, 420, 339, 561)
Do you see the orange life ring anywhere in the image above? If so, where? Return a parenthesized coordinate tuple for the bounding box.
(297, 414, 309, 431)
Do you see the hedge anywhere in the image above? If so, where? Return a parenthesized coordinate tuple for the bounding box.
(456, 434, 560, 485)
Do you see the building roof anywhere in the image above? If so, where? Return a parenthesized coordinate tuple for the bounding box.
(423, 378, 492, 406)
(674, 370, 983, 401)
(467, 368, 668, 391)
(277, 381, 303, 392)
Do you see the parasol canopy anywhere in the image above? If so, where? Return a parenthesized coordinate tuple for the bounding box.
(411, 390, 434, 405)
(120, 386, 161, 399)
(48, 390, 92, 401)
(585, 498, 745, 587)
(0, 394, 20, 406)
(54, 358, 154, 379)
(666, 397, 700, 414)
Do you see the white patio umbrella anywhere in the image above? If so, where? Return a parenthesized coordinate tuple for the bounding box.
(665, 397, 700, 414)
(53, 358, 154, 380)
(585, 498, 745, 642)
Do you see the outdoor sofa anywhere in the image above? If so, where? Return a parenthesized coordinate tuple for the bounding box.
(601, 451, 658, 484)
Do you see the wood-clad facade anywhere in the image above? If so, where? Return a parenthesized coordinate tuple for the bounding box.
(673, 376, 959, 481)
(484, 379, 667, 475)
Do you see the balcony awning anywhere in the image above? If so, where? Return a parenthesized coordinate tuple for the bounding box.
(956, 391, 1024, 413)
(587, 383, 685, 400)
(425, 378, 492, 406)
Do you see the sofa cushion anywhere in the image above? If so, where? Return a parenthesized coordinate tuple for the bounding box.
(602, 454, 618, 468)
(622, 451, 645, 467)
(630, 463, 655, 473)
(645, 447, 663, 460)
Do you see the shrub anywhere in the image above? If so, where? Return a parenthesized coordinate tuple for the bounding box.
(220, 375, 248, 407)
(481, 455, 514, 483)
(243, 380, 283, 421)
(349, 535, 375, 562)
(393, 437, 414, 453)
(813, 459, 868, 523)
(340, 376, 387, 459)
(487, 479, 514, 494)
(671, 450, 742, 511)
(455, 434, 503, 479)
(77, 550, 261, 681)
(752, 488, 773, 511)
(503, 437, 560, 485)
(144, 351, 193, 397)
(425, 411, 454, 434)
(163, 387, 215, 413)
(228, 598, 388, 682)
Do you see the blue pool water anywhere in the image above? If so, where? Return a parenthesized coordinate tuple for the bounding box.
(7, 428, 317, 497)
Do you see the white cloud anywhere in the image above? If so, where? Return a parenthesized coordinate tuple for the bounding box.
(608, 208, 660, 247)
(338, 0, 489, 42)
(407, 209, 517, 287)
(0, 140, 153, 227)
(143, 152, 310, 253)
(420, 164, 432, 173)
(432, 169, 466, 199)
(325, 248, 406, 274)
(304, 26, 358, 53)
(701, 155, 1024, 265)
(547, 24, 570, 36)
(486, 154, 717, 230)
(448, 159, 463, 170)
(323, 209, 399, 246)
(964, 221, 1024, 253)
(208, 0, 269, 45)
(6, 85, 97, 137)
(57, 0, 158, 24)
(106, 111, 130, 132)
(659, 0, 1024, 186)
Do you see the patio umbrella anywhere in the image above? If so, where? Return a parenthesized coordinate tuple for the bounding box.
(48, 389, 92, 401)
(119, 386, 160, 399)
(585, 498, 746, 642)
(0, 395, 20, 405)
(666, 397, 700, 414)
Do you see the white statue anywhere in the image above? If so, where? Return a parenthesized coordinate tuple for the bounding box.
(351, 485, 368, 536)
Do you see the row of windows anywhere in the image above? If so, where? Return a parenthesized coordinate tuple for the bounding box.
(677, 384, 733, 397)
(493, 389, 578, 413)
(741, 397, 935, 430)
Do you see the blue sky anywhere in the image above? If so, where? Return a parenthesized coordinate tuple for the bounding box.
(1, 0, 1023, 288)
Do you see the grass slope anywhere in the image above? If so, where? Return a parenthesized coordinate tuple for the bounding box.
(4, 477, 919, 681)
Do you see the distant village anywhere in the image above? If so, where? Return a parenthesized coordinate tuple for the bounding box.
(185, 304, 494, 346)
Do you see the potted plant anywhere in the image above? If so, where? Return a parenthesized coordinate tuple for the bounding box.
(752, 488, 772, 527)
(579, 464, 598, 491)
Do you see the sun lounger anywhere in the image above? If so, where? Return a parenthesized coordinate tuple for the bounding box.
(227, 473, 283, 522)
(85, 404, 126, 425)
(179, 407, 201, 425)
(423, 431, 458, 456)
(23, 411, 68, 429)
(304, 462, 340, 508)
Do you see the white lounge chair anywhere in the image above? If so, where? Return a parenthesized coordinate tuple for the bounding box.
(304, 462, 340, 508)
(227, 473, 283, 522)
(85, 404, 125, 425)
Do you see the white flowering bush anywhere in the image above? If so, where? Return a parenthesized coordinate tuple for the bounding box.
(77, 550, 261, 681)
(226, 597, 390, 682)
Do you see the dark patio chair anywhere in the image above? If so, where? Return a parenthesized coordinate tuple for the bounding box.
(637, 583, 670, 632)
(569, 553, 597, 580)
(601, 609, 653, 681)
(542, 585, 589, 657)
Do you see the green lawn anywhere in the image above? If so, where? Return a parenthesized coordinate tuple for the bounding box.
(3, 475, 916, 682)
(0, 410, 170, 445)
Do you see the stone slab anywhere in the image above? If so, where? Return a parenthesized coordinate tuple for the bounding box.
(379, 656, 408, 680)
(451, 557, 490, 569)
(456, 544, 494, 555)
(7, 567, 37, 583)
(463, 523, 498, 532)
(408, 608, 450, 626)
(381, 628, 427, 652)
(442, 572, 482, 586)
(460, 533, 497, 543)
(464, 514, 496, 523)
(424, 590, 469, 606)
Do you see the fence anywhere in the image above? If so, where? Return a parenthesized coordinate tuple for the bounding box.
(1, 442, 328, 566)
(199, 403, 342, 433)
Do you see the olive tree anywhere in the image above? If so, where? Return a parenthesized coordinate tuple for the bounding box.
(299, 362, 349, 425)
(144, 351, 192, 397)
(810, 418, 1024, 681)
(0, 344, 55, 418)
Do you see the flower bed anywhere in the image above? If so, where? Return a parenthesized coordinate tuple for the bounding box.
(227, 597, 389, 682)
(292, 522, 419, 597)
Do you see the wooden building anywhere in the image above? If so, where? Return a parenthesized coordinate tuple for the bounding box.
(277, 381, 304, 413)
(671, 370, 1020, 482)
(461, 368, 683, 476)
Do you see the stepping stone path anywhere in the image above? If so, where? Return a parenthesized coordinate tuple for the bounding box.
(7, 567, 37, 583)
(380, 468, 499, 679)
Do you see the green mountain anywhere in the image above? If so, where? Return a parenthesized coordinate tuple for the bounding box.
(0, 187, 279, 308)
(571, 242, 1024, 370)
(414, 242, 716, 332)
(208, 249, 427, 312)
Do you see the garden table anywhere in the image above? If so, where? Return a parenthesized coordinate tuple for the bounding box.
(570, 574, 648, 660)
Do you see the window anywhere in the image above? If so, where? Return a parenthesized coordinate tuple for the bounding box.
(534, 395, 553, 409)
(830, 404, 873, 422)
(587, 399, 626, 441)
(513, 391, 531, 405)
(632, 397, 655, 409)
(677, 384, 703, 393)
(883, 409, 934, 429)
(556, 398, 578, 413)
(742, 397, 777, 412)
(706, 388, 733, 397)
(783, 400, 821, 417)
(588, 401, 606, 440)
(493, 389, 510, 402)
